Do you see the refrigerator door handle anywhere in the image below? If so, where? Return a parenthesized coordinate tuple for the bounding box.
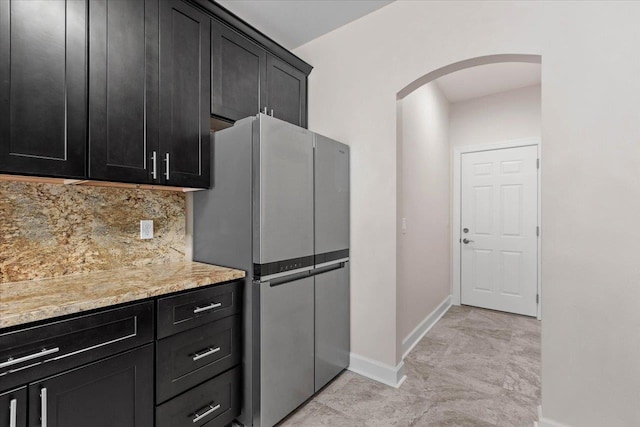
(257, 265, 315, 283)
(314, 258, 350, 270)
(311, 262, 346, 277)
(264, 269, 313, 287)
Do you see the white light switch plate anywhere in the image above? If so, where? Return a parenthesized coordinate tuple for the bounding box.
(140, 220, 154, 239)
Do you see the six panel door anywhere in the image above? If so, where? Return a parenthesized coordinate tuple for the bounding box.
(0, 0, 87, 178)
(159, 0, 211, 188)
(460, 146, 538, 316)
(88, 0, 159, 183)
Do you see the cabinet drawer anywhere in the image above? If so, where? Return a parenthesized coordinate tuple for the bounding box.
(0, 301, 153, 392)
(156, 366, 240, 427)
(156, 315, 241, 403)
(157, 281, 241, 339)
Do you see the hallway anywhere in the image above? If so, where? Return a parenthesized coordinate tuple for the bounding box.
(279, 305, 541, 426)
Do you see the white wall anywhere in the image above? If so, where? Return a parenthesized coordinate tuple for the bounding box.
(397, 82, 451, 354)
(449, 84, 541, 148)
(295, 2, 640, 425)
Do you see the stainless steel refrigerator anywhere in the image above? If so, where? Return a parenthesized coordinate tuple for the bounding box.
(193, 114, 350, 427)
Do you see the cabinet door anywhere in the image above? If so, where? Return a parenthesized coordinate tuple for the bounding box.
(159, 0, 211, 188)
(0, 0, 87, 178)
(266, 55, 307, 128)
(88, 0, 159, 183)
(211, 20, 266, 123)
(0, 387, 26, 427)
(28, 345, 153, 427)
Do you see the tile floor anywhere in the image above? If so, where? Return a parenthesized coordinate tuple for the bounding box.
(278, 305, 541, 426)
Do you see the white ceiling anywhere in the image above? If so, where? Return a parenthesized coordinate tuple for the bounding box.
(216, 0, 394, 50)
(435, 62, 541, 103)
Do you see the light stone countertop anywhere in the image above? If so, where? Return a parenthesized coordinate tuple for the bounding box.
(0, 261, 246, 329)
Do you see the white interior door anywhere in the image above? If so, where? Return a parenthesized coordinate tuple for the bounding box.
(461, 145, 538, 316)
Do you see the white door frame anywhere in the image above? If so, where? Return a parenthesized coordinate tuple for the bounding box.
(452, 137, 542, 320)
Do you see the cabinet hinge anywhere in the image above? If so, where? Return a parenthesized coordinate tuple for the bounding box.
(536, 158, 540, 169)
(536, 294, 540, 304)
(536, 226, 540, 237)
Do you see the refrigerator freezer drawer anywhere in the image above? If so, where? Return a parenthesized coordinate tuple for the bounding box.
(259, 275, 315, 427)
(314, 262, 350, 392)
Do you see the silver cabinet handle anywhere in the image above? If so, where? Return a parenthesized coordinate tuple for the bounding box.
(269, 109, 274, 116)
(192, 403, 220, 423)
(41, 388, 48, 427)
(9, 398, 17, 427)
(262, 107, 267, 114)
(193, 302, 222, 314)
(0, 347, 60, 369)
(192, 347, 221, 362)
(151, 151, 158, 180)
(164, 153, 170, 181)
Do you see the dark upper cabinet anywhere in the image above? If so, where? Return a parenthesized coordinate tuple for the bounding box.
(27, 345, 153, 427)
(88, 0, 159, 183)
(209, 11, 310, 128)
(0, 0, 309, 186)
(211, 20, 266, 123)
(159, 0, 211, 188)
(0, 0, 87, 178)
(0, 387, 26, 427)
(266, 55, 308, 128)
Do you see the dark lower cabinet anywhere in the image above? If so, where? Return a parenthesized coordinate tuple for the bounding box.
(156, 367, 240, 427)
(159, 0, 211, 188)
(155, 282, 243, 426)
(28, 344, 154, 427)
(88, 0, 159, 183)
(266, 55, 308, 128)
(0, 281, 243, 427)
(0, 0, 87, 179)
(0, 387, 26, 427)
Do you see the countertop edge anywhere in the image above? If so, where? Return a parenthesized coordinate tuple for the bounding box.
(0, 263, 246, 330)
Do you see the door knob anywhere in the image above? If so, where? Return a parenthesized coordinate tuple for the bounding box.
(463, 238, 474, 244)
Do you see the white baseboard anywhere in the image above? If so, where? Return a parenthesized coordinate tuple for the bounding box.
(535, 406, 573, 427)
(401, 295, 452, 359)
(348, 353, 406, 388)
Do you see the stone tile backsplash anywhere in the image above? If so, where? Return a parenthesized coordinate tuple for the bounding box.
(0, 181, 186, 283)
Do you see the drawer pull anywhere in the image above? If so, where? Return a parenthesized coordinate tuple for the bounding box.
(192, 346, 221, 362)
(9, 398, 17, 427)
(193, 302, 222, 314)
(0, 347, 60, 369)
(192, 403, 220, 423)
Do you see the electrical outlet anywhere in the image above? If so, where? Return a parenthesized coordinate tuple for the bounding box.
(140, 220, 154, 239)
